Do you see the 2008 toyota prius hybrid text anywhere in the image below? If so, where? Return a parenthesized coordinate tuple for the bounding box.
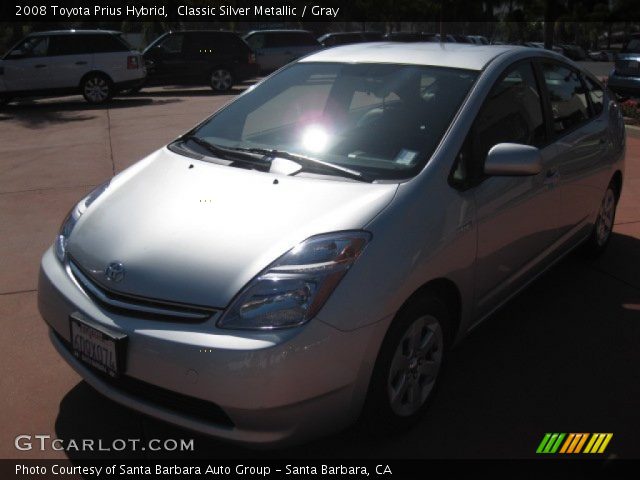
(38, 42, 625, 447)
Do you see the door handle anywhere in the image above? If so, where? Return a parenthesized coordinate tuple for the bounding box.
(75, 61, 88, 65)
(34, 64, 47, 68)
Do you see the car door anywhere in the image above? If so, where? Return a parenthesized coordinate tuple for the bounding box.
(2, 36, 52, 91)
(452, 61, 562, 319)
(538, 61, 610, 234)
(45, 34, 93, 88)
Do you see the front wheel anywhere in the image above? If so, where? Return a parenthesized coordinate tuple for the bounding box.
(210, 68, 234, 92)
(362, 294, 450, 433)
(81, 73, 113, 104)
(582, 180, 619, 257)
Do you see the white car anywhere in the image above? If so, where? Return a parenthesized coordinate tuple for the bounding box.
(0, 30, 146, 105)
(243, 30, 321, 72)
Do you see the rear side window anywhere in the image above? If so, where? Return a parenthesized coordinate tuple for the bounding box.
(89, 34, 129, 53)
(541, 62, 590, 135)
(48, 35, 93, 55)
(584, 77, 604, 116)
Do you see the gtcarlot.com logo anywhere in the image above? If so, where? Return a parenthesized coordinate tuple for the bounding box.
(536, 433, 613, 454)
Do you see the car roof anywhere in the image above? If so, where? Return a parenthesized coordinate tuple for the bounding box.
(300, 42, 531, 71)
(29, 30, 121, 36)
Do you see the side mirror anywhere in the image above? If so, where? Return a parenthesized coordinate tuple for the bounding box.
(484, 143, 543, 176)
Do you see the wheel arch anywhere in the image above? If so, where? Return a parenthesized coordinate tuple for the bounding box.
(78, 70, 114, 88)
(396, 277, 462, 346)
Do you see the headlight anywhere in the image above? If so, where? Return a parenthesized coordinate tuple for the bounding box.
(54, 181, 110, 262)
(217, 231, 371, 330)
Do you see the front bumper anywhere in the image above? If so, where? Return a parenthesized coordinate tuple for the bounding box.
(607, 73, 640, 96)
(38, 247, 389, 447)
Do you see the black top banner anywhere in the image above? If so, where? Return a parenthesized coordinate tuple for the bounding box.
(4, 0, 640, 23)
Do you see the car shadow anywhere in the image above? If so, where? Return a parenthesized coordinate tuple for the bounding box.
(0, 98, 181, 128)
(54, 232, 640, 460)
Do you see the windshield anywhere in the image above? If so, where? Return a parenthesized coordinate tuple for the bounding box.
(189, 62, 477, 181)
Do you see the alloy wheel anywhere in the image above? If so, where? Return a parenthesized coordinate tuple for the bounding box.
(211, 69, 233, 91)
(595, 187, 616, 246)
(387, 315, 443, 417)
(84, 76, 110, 103)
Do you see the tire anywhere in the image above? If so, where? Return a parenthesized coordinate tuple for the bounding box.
(210, 68, 234, 92)
(361, 294, 451, 434)
(81, 73, 113, 104)
(581, 179, 619, 257)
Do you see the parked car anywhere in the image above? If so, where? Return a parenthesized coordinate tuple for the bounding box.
(384, 32, 439, 42)
(0, 30, 145, 105)
(318, 31, 384, 48)
(140, 30, 259, 93)
(39, 43, 625, 447)
(243, 30, 320, 72)
(587, 50, 615, 62)
(608, 33, 640, 97)
(467, 35, 489, 45)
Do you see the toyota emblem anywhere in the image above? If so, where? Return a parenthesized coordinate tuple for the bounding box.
(104, 262, 126, 283)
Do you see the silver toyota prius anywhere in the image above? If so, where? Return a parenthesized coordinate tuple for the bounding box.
(38, 42, 625, 447)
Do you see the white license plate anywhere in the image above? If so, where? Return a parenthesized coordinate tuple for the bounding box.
(69, 313, 127, 377)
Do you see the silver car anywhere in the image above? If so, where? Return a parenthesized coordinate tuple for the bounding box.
(38, 43, 625, 447)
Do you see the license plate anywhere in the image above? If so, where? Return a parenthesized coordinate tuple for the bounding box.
(629, 60, 639, 69)
(69, 313, 127, 377)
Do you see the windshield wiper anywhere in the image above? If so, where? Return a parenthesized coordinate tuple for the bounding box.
(180, 136, 267, 166)
(230, 146, 373, 183)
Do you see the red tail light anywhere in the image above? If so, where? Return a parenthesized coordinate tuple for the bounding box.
(248, 53, 256, 64)
(127, 56, 139, 69)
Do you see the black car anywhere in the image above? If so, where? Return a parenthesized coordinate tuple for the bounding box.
(317, 31, 384, 48)
(140, 30, 259, 92)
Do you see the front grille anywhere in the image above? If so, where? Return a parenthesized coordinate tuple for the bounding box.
(68, 259, 215, 322)
(55, 332, 234, 428)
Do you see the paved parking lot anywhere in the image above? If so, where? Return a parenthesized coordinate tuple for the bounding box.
(1, 84, 639, 460)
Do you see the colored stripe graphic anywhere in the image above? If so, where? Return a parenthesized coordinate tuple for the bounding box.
(536, 433, 565, 453)
(537, 433, 613, 454)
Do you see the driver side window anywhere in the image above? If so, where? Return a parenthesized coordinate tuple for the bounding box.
(452, 61, 546, 185)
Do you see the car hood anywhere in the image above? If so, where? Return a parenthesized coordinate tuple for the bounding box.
(67, 148, 398, 308)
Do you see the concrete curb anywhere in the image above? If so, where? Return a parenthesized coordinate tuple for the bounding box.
(626, 124, 640, 138)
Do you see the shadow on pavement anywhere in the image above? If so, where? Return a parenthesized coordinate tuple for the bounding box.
(0, 98, 182, 128)
(54, 232, 640, 460)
